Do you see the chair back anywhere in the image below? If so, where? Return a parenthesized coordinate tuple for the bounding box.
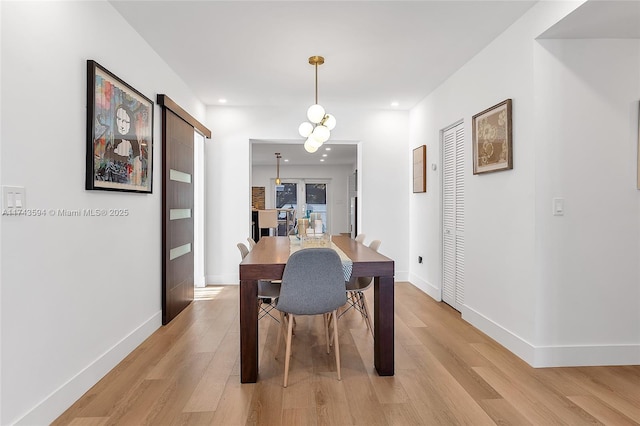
(356, 240, 381, 288)
(276, 248, 346, 315)
(237, 242, 250, 260)
(355, 234, 366, 243)
(258, 209, 278, 229)
(247, 237, 257, 249)
(369, 239, 381, 252)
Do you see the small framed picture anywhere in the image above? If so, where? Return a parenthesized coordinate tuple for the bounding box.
(86, 60, 154, 193)
(472, 99, 512, 174)
(637, 101, 640, 190)
(413, 145, 426, 193)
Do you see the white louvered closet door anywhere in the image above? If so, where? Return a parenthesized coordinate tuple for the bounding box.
(442, 122, 465, 311)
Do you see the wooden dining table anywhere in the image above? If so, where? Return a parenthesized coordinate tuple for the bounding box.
(239, 235, 395, 383)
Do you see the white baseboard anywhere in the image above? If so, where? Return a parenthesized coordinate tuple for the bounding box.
(532, 343, 640, 367)
(407, 274, 441, 301)
(14, 311, 162, 425)
(462, 305, 640, 367)
(462, 305, 537, 365)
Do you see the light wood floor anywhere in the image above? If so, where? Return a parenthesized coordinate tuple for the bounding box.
(54, 283, 640, 425)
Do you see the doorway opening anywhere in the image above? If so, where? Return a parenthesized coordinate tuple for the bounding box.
(250, 140, 360, 237)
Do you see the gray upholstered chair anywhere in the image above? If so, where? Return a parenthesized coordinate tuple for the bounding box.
(354, 233, 366, 243)
(341, 239, 381, 337)
(275, 248, 347, 387)
(237, 242, 280, 322)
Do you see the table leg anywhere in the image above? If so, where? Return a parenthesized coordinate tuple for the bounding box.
(240, 279, 258, 383)
(374, 275, 394, 376)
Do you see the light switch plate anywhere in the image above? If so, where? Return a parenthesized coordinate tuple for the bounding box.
(2, 186, 26, 210)
(552, 197, 564, 216)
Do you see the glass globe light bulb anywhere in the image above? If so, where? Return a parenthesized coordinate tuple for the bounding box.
(298, 122, 313, 138)
(311, 125, 330, 143)
(307, 104, 325, 124)
(309, 136, 322, 148)
(304, 138, 319, 153)
(323, 114, 336, 131)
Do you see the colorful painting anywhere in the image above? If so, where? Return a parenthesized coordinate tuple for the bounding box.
(86, 60, 153, 192)
(472, 99, 512, 174)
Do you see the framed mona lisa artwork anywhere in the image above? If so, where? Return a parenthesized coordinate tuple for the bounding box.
(86, 60, 154, 193)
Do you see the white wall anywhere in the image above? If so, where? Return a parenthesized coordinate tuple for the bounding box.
(409, 0, 640, 367)
(1, 2, 205, 424)
(533, 38, 640, 365)
(0, 1, 4, 422)
(205, 106, 409, 285)
(251, 163, 354, 235)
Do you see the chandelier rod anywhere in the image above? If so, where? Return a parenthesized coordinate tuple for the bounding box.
(309, 55, 324, 106)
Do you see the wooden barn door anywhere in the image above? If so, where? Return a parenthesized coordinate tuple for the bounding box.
(159, 95, 210, 324)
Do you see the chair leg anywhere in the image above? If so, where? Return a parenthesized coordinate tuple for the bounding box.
(332, 310, 341, 381)
(327, 312, 334, 347)
(276, 311, 286, 359)
(360, 292, 374, 337)
(324, 312, 330, 354)
(283, 313, 295, 388)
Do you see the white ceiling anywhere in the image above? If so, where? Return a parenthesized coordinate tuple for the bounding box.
(111, 0, 640, 167)
(109, 1, 640, 165)
(110, 0, 538, 165)
(110, 0, 537, 110)
(539, 0, 640, 39)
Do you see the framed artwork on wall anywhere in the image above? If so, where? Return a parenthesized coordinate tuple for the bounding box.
(413, 145, 426, 193)
(472, 99, 512, 174)
(86, 60, 154, 193)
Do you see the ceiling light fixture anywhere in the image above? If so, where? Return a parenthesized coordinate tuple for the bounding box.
(274, 152, 282, 185)
(299, 55, 336, 153)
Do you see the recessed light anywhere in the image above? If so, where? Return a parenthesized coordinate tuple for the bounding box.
(325, 147, 331, 151)
(320, 159, 325, 162)
(391, 101, 399, 107)
(219, 98, 227, 103)
(284, 159, 289, 162)
(322, 154, 327, 157)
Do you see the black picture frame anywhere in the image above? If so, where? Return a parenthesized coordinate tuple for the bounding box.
(86, 60, 154, 193)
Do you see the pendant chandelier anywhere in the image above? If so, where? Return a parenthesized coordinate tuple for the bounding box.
(299, 55, 336, 153)
(274, 152, 282, 185)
